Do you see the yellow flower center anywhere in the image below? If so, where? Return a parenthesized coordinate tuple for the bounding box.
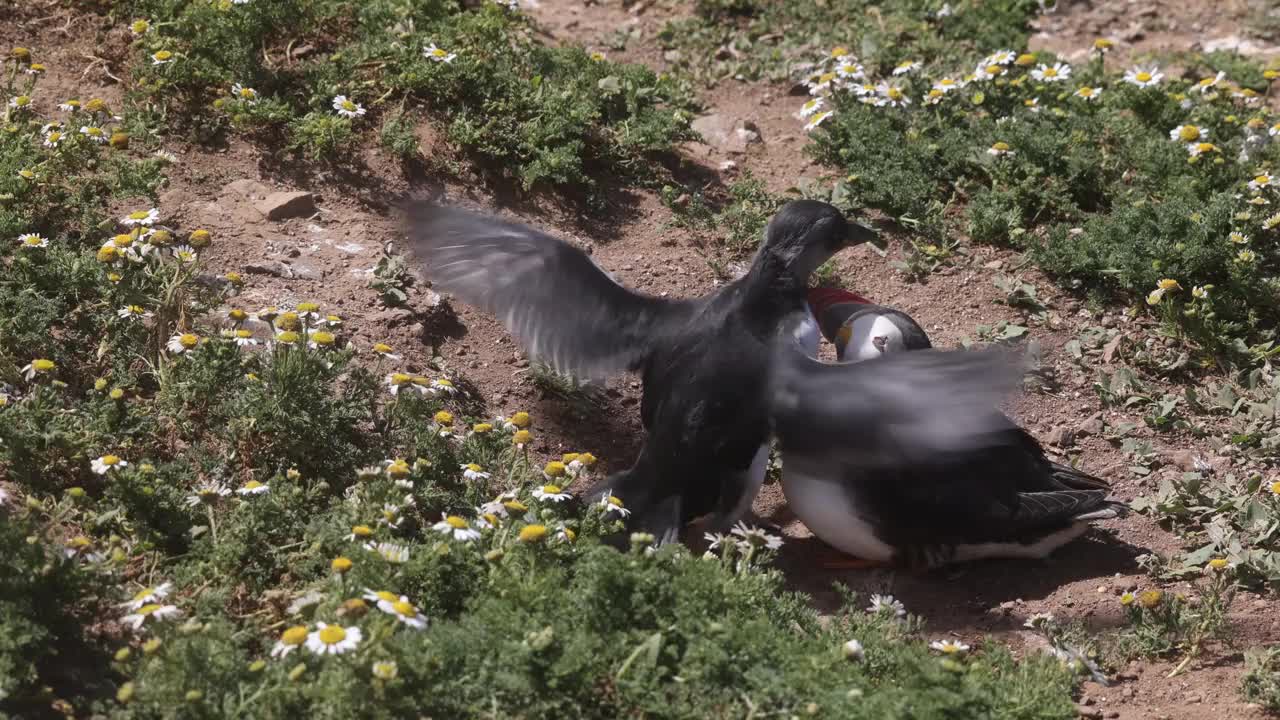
(1256, 175, 1270, 185)
(1015, 54, 1035, 66)
(1196, 143, 1215, 153)
(14, 95, 30, 106)
(541, 484, 562, 495)
(1157, 278, 1180, 291)
(513, 430, 532, 445)
(341, 100, 356, 111)
(318, 626, 346, 645)
(387, 461, 410, 478)
(519, 524, 548, 543)
(830, 46, 849, 58)
(128, 210, 151, 221)
(390, 373, 411, 385)
(608, 496, 624, 507)
(1270, 481, 1280, 495)
(296, 302, 319, 313)
(940, 79, 954, 87)
(434, 411, 454, 425)
(1136, 72, 1151, 82)
(1138, 590, 1163, 608)
(331, 557, 352, 573)
(435, 378, 453, 387)
(154, 51, 172, 61)
(239, 88, 255, 98)
(276, 313, 300, 331)
(311, 331, 335, 346)
(1094, 39, 1112, 49)
(510, 412, 531, 428)
(504, 500, 528, 513)
(102, 454, 121, 466)
(133, 587, 156, 601)
(352, 525, 373, 537)
(445, 516, 467, 529)
(1043, 67, 1057, 77)
(992, 142, 1010, 152)
(374, 343, 394, 354)
(544, 462, 566, 478)
(244, 480, 263, 490)
(392, 600, 416, 617)
(276, 331, 300, 344)
(985, 64, 1001, 75)
(280, 625, 308, 645)
(466, 463, 483, 472)
(1208, 558, 1229, 569)
(178, 333, 198, 349)
(431, 48, 446, 57)
(1178, 125, 1200, 142)
(887, 87, 903, 100)
(473, 423, 493, 434)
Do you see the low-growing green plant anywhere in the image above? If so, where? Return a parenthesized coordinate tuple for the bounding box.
(1243, 644, 1280, 712)
(1111, 561, 1236, 676)
(121, 0, 696, 194)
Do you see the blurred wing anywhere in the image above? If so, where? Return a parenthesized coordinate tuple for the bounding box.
(404, 203, 699, 380)
(769, 328, 1025, 464)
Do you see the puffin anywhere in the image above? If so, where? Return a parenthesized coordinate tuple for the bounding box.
(405, 200, 1025, 545)
(782, 286, 1127, 569)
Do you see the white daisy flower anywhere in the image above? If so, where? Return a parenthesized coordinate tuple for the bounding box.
(532, 484, 571, 503)
(867, 594, 906, 618)
(385, 372, 421, 396)
(236, 480, 270, 496)
(116, 305, 152, 321)
(1270, 122, 1280, 137)
(1123, 65, 1163, 87)
(332, 95, 365, 119)
(931, 77, 963, 93)
(372, 660, 398, 680)
(91, 454, 128, 475)
(424, 44, 457, 63)
(1248, 174, 1273, 192)
(798, 97, 825, 119)
(730, 521, 783, 550)
(79, 125, 108, 143)
(43, 130, 65, 148)
(122, 603, 181, 630)
(971, 64, 997, 81)
(1186, 141, 1219, 157)
(21, 359, 55, 380)
(230, 83, 258, 104)
(1030, 62, 1071, 82)
(804, 109, 834, 132)
(834, 61, 864, 79)
(122, 208, 160, 227)
(18, 233, 48, 249)
(185, 481, 231, 507)
(58, 99, 82, 112)
(167, 333, 200, 354)
(1170, 124, 1206, 143)
(1229, 231, 1250, 244)
(271, 625, 309, 658)
(929, 639, 971, 655)
(151, 50, 174, 65)
(8, 95, 33, 111)
(987, 141, 1014, 156)
(936, 2, 953, 17)
(1023, 97, 1041, 112)
(429, 377, 459, 396)
(380, 503, 404, 529)
(226, 328, 259, 346)
(364, 541, 410, 563)
(372, 343, 401, 360)
(305, 622, 362, 655)
(807, 71, 840, 95)
(433, 514, 482, 542)
(461, 463, 490, 481)
(874, 83, 911, 108)
(1073, 86, 1102, 101)
(703, 531, 734, 550)
(381, 595, 428, 630)
(891, 60, 921, 76)
(598, 491, 632, 517)
(1194, 71, 1226, 93)
(985, 50, 1016, 66)
(120, 582, 173, 611)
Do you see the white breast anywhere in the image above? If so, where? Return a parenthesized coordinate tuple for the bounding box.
(780, 464, 895, 562)
(840, 314, 906, 362)
(793, 304, 822, 358)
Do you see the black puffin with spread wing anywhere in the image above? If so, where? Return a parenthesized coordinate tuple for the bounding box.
(405, 200, 1024, 544)
(785, 287, 1126, 569)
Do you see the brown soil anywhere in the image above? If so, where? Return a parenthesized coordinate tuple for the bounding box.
(9, 0, 1280, 717)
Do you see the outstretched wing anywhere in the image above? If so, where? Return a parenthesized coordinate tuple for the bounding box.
(769, 327, 1025, 465)
(404, 203, 700, 380)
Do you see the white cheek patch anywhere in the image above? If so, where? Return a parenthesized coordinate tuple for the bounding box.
(793, 305, 822, 358)
(840, 315, 905, 362)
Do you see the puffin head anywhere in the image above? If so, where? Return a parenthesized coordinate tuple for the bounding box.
(759, 200, 882, 280)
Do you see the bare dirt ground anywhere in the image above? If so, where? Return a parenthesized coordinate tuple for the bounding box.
(8, 0, 1280, 716)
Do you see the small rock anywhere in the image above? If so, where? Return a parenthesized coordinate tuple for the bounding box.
(1047, 426, 1076, 448)
(223, 178, 269, 200)
(1101, 335, 1123, 363)
(256, 191, 317, 221)
(1104, 712, 1119, 719)
(370, 307, 417, 325)
(983, 259, 1004, 270)
(243, 260, 289, 277)
(690, 113, 762, 154)
(1184, 693, 1202, 704)
(1076, 704, 1102, 719)
(1077, 412, 1105, 437)
(1165, 449, 1203, 472)
(719, 160, 738, 172)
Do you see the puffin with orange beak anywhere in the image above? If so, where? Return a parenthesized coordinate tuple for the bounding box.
(782, 287, 1127, 569)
